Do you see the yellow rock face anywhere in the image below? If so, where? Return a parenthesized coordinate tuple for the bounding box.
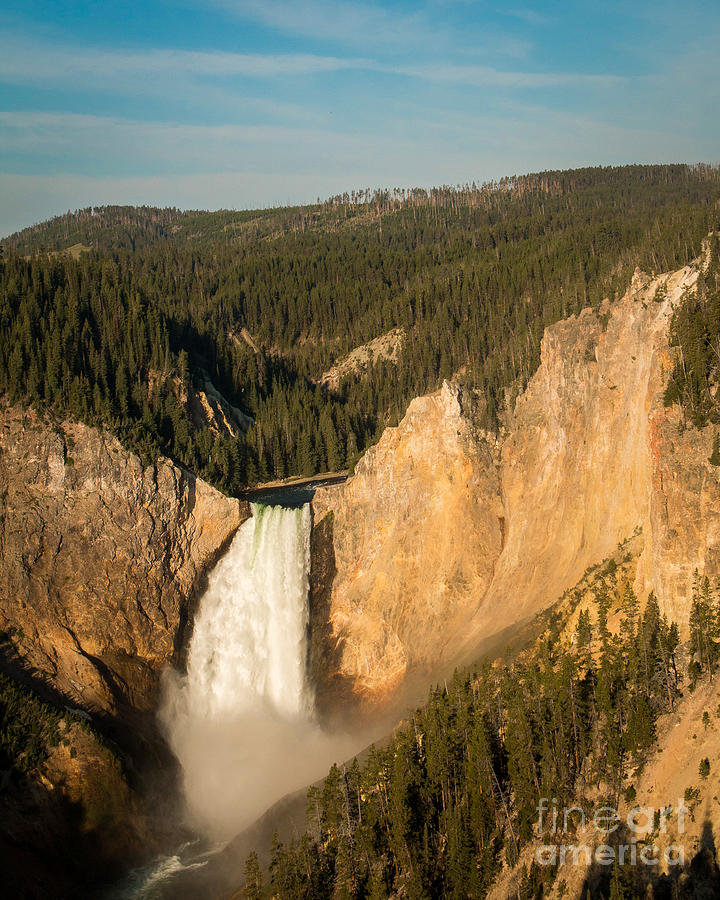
(313, 381, 505, 702)
(484, 266, 698, 628)
(314, 261, 720, 705)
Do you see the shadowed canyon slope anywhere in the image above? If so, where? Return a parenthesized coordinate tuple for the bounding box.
(312, 259, 720, 705)
(0, 407, 248, 722)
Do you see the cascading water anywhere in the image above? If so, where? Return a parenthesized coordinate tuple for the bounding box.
(111, 500, 388, 898)
(179, 502, 313, 724)
(160, 502, 353, 840)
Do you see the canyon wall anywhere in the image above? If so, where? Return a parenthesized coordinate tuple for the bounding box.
(312, 384, 504, 701)
(482, 265, 699, 626)
(2, 256, 717, 723)
(312, 261, 720, 706)
(0, 405, 247, 723)
(643, 402, 720, 623)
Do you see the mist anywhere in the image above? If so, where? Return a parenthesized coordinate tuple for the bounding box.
(161, 692, 363, 838)
(158, 503, 362, 839)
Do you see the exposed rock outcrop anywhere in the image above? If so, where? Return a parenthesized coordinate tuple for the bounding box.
(0, 405, 248, 723)
(483, 265, 699, 625)
(318, 328, 405, 392)
(312, 382, 504, 701)
(643, 404, 720, 624)
(312, 261, 720, 706)
(148, 369, 252, 438)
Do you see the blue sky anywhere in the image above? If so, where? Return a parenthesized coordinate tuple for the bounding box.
(0, 0, 718, 236)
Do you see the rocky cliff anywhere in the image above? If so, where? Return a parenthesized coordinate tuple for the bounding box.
(0, 404, 248, 724)
(312, 384, 504, 703)
(0, 705, 153, 898)
(312, 259, 720, 706)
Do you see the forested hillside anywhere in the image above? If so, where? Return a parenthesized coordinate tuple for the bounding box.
(664, 232, 720, 429)
(1, 165, 719, 494)
(248, 561, 720, 900)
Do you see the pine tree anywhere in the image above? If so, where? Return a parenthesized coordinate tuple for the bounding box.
(710, 431, 720, 466)
(689, 573, 719, 675)
(242, 851, 263, 900)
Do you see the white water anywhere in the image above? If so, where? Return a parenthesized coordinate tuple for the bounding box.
(161, 502, 356, 839)
(179, 502, 313, 723)
(105, 841, 213, 900)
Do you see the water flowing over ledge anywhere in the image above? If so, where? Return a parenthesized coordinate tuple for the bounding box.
(181, 503, 313, 723)
(160, 502, 355, 839)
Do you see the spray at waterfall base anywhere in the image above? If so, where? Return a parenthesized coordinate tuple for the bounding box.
(534, 798, 688, 868)
(159, 503, 358, 838)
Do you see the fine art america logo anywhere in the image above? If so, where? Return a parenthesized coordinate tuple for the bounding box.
(535, 798, 688, 867)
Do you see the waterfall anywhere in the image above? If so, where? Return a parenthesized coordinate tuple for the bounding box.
(161, 502, 347, 838)
(181, 502, 313, 723)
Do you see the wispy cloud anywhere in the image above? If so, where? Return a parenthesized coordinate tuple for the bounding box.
(390, 62, 624, 89)
(0, 99, 699, 181)
(0, 34, 620, 99)
(211, 0, 531, 57)
(0, 110, 431, 181)
(0, 111, 358, 162)
(213, 0, 439, 49)
(501, 8, 551, 27)
(0, 40, 368, 83)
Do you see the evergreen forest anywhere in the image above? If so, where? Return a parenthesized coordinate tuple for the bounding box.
(252, 568, 720, 900)
(2, 164, 719, 494)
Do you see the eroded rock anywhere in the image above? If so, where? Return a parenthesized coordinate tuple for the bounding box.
(313, 261, 720, 706)
(0, 405, 248, 721)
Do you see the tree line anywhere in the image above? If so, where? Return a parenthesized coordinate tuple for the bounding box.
(664, 233, 720, 431)
(246, 569, 720, 899)
(1, 165, 719, 495)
